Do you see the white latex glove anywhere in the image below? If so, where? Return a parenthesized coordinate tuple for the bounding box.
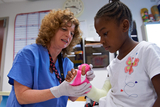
(50, 80, 91, 98)
(86, 64, 95, 81)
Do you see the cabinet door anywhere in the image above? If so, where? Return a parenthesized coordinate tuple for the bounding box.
(85, 40, 109, 68)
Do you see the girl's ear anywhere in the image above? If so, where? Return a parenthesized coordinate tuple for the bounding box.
(122, 19, 129, 32)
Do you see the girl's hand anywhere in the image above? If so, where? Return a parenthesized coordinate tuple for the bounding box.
(81, 65, 86, 76)
(65, 69, 77, 82)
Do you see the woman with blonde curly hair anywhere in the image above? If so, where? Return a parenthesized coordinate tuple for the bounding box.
(6, 9, 92, 107)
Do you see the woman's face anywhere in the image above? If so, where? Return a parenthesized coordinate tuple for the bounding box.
(50, 22, 75, 50)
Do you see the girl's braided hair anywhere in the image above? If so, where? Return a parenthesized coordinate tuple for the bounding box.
(95, 0, 133, 34)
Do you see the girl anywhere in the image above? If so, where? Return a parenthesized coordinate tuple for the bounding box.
(87, 0, 160, 106)
(67, 0, 160, 107)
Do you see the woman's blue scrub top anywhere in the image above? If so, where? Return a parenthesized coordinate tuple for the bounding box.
(6, 44, 74, 107)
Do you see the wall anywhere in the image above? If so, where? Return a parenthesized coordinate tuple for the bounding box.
(0, 0, 157, 91)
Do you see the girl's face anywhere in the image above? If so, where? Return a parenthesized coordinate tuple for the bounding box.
(50, 22, 75, 50)
(94, 17, 128, 53)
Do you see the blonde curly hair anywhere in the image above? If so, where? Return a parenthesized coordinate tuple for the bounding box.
(36, 9, 82, 57)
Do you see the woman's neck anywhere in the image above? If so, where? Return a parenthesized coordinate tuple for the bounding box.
(48, 46, 61, 63)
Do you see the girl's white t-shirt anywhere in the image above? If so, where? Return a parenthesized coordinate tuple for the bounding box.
(99, 41, 160, 107)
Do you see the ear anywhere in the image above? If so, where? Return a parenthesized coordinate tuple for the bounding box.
(122, 19, 129, 32)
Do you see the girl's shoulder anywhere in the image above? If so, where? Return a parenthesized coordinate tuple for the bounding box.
(139, 41, 153, 47)
(138, 41, 159, 50)
(137, 41, 160, 55)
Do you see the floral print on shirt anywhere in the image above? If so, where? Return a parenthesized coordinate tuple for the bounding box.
(124, 56, 139, 74)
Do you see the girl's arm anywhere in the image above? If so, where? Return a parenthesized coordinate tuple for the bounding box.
(152, 74, 160, 107)
(87, 79, 111, 102)
(14, 80, 55, 104)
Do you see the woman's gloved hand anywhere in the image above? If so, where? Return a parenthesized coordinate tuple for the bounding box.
(50, 80, 91, 98)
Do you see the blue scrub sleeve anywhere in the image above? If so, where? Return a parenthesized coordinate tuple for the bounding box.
(8, 48, 35, 88)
